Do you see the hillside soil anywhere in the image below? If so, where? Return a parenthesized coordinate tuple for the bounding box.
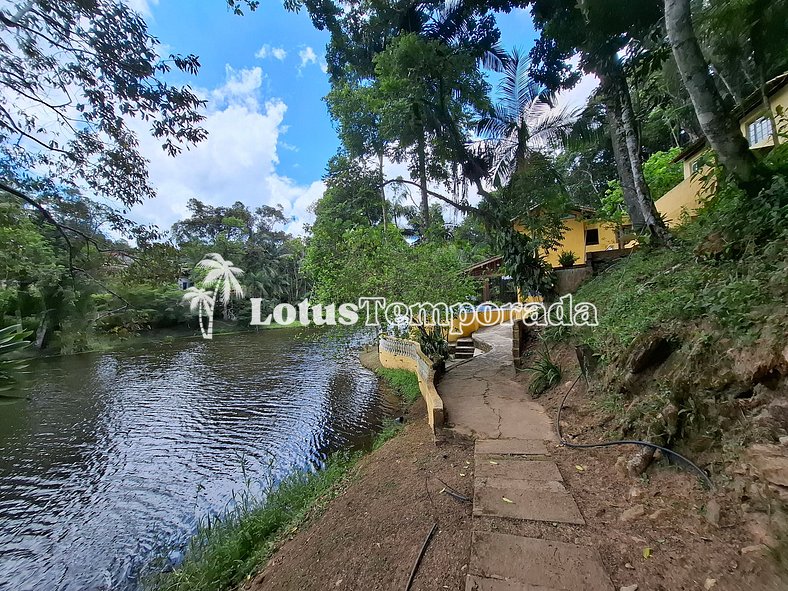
(247, 343, 786, 591)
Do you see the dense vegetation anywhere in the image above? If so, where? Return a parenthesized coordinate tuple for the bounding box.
(2, 0, 787, 588)
(2, 0, 786, 355)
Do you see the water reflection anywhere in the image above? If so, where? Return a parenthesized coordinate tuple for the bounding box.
(0, 327, 393, 591)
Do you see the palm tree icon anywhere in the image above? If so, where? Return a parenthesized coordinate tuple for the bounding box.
(181, 253, 244, 339)
(181, 286, 215, 340)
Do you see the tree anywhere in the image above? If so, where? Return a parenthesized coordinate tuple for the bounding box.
(0, 1, 206, 212)
(373, 33, 490, 232)
(527, 0, 672, 244)
(664, 0, 758, 184)
(477, 49, 575, 188)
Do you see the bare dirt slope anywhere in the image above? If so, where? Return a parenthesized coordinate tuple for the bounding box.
(245, 399, 475, 591)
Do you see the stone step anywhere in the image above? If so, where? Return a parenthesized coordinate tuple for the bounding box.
(473, 481, 585, 524)
(475, 439, 548, 456)
(474, 456, 563, 482)
(469, 532, 613, 591)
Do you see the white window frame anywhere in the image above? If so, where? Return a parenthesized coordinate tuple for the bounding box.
(747, 116, 773, 146)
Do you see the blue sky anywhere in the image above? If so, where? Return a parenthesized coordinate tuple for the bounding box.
(129, 1, 590, 235)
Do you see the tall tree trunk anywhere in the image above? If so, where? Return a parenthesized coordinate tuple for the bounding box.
(664, 0, 757, 183)
(416, 125, 430, 233)
(606, 96, 645, 231)
(378, 150, 387, 232)
(610, 71, 672, 244)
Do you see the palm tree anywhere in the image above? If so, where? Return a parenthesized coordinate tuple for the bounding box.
(197, 253, 245, 328)
(181, 287, 215, 340)
(477, 49, 577, 188)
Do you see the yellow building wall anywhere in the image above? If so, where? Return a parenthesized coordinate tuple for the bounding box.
(739, 84, 788, 150)
(542, 219, 620, 268)
(659, 83, 788, 227)
(654, 175, 710, 227)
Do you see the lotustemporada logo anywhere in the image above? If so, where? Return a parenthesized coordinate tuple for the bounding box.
(181, 253, 245, 340)
(181, 253, 599, 340)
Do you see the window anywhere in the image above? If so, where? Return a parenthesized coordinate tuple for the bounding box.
(585, 228, 600, 246)
(747, 116, 773, 146)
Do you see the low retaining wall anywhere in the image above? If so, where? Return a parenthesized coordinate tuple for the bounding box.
(554, 265, 593, 295)
(378, 336, 444, 431)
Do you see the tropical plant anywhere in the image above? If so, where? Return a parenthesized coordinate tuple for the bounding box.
(477, 48, 575, 188)
(416, 325, 450, 363)
(558, 251, 578, 268)
(0, 324, 31, 403)
(524, 344, 561, 399)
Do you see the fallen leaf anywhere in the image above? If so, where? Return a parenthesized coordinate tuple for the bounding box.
(575, 465, 585, 472)
(643, 547, 652, 559)
(459, 473, 466, 477)
(489, 460, 499, 465)
(502, 497, 514, 504)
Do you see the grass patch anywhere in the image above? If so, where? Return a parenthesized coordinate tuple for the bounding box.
(375, 367, 421, 404)
(566, 175, 788, 363)
(372, 419, 404, 449)
(146, 452, 359, 591)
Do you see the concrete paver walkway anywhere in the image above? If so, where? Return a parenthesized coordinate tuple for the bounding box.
(437, 325, 612, 591)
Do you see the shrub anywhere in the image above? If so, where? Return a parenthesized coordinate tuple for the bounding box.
(525, 345, 561, 398)
(558, 251, 578, 267)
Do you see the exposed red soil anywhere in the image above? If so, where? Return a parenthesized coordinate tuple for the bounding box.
(244, 397, 475, 591)
(530, 343, 787, 591)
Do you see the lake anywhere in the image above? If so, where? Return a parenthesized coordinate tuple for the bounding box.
(0, 328, 395, 591)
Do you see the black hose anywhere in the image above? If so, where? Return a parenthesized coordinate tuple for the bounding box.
(557, 374, 713, 490)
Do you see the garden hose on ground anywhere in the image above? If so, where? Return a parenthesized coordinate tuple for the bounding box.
(557, 374, 714, 490)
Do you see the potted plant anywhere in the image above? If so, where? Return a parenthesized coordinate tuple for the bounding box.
(558, 250, 578, 268)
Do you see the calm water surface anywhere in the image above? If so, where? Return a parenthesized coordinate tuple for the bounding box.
(0, 328, 395, 591)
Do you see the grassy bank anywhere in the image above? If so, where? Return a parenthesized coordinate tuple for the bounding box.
(374, 367, 421, 403)
(147, 453, 359, 591)
(556, 161, 788, 361)
(547, 159, 788, 451)
(148, 352, 419, 591)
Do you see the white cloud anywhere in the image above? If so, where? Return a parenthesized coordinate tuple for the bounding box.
(297, 46, 328, 74)
(298, 46, 318, 69)
(210, 65, 264, 108)
(127, 0, 158, 17)
(255, 44, 287, 61)
(130, 66, 322, 237)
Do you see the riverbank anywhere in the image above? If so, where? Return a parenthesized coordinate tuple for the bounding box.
(146, 345, 424, 591)
(243, 396, 475, 591)
(243, 327, 787, 590)
(24, 320, 305, 358)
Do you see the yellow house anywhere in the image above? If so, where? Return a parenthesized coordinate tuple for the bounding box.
(655, 72, 788, 225)
(528, 72, 788, 268)
(541, 211, 620, 267)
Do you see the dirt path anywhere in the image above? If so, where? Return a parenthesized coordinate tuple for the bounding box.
(245, 399, 477, 591)
(439, 325, 614, 590)
(248, 331, 786, 590)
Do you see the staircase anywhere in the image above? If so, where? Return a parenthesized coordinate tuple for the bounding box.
(453, 337, 476, 360)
